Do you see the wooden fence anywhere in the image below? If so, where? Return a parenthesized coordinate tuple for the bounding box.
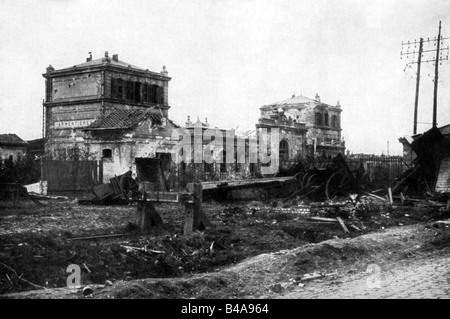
(42, 159, 103, 191)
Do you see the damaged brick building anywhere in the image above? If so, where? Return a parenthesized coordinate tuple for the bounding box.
(42, 51, 176, 182)
(257, 93, 345, 159)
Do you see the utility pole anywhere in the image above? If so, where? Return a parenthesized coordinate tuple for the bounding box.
(433, 21, 442, 127)
(401, 23, 449, 133)
(413, 38, 423, 134)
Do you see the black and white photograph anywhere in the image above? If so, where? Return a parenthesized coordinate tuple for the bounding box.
(0, 0, 449, 306)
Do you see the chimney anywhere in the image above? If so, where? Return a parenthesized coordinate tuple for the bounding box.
(86, 52, 92, 62)
(315, 93, 320, 102)
(112, 54, 119, 62)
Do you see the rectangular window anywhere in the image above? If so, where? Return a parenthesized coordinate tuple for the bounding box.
(315, 113, 323, 126)
(117, 79, 124, 99)
(150, 85, 158, 103)
(135, 82, 141, 102)
(125, 81, 134, 100)
(324, 113, 329, 126)
(111, 78, 123, 99)
(111, 78, 117, 98)
(156, 86, 163, 104)
(142, 83, 149, 102)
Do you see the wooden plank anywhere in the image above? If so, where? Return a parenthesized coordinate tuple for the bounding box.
(336, 217, 350, 233)
(67, 234, 127, 241)
(365, 192, 387, 202)
(307, 216, 338, 223)
(400, 192, 406, 205)
(142, 191, 179, 203)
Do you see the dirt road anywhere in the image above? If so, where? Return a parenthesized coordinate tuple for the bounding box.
(279, 253, 450, 299)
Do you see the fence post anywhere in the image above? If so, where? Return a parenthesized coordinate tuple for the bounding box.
(183, 182, 208, 235)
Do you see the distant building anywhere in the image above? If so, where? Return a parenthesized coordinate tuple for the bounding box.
(257, 93, 345, 159)
(181, 116, 259, 182)
(0, 134, 28, 161)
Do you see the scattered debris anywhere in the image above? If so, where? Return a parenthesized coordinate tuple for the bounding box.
(0, 261, 47, 290)
(336, 217, 350, 234)
(82, 286, 93, 298)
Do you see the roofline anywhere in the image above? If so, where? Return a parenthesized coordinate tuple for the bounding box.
(260, 102, 341, 111)
(43, 64, 171, 81)
(83, 109, 165, 131)
(82, 127, 131, 131)
(255, 123, 308, 132)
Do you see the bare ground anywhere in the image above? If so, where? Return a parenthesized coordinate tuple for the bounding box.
(0, 193, 448, 299)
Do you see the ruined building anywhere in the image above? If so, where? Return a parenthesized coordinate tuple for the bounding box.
(181, 116, 259, 183)
(257, 93, 345, 159)
(42, 51, 177, 181)
(42, 52, 258, 185)
(399, 124, 450, 193)
(42, 52, 346, 187)
(43, 51, 171, 156)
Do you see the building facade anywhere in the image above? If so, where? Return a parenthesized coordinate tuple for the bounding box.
(180, 116, 260, 183)
(257, 93, 345, 159)
(43, 51, 171, 159)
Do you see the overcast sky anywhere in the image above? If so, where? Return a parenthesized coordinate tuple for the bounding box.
(1, 0, 449, 155)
